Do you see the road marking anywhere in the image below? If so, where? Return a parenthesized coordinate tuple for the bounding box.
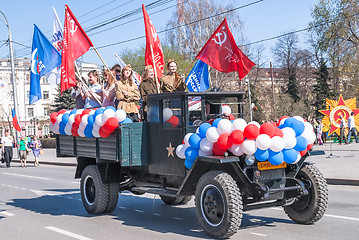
(251, 232, 267, 237)
(2, 172, 49, 180)
(173, 217, 183, 220)
(134, 209, 144, 213)
(118, 206, 127, 209)
(325, 214, 359, 221)
(45, 226, 93, 240)
(153, 213, 161, 216)
(0, 211, 15, 216)
(67, 197, 74, 200)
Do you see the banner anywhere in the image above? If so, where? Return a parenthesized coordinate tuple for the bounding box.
(29, 24, 62, 104)
(185, 59, 209, 92)
(12, 108, 21, 132)
(61, 4, 93, 93)
(196, 18, 255, 80)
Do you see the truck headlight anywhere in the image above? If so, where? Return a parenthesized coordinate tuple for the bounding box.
(245, 154, 255, 166)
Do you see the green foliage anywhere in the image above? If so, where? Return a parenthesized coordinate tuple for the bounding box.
(275, 93, 309, 119)
(52, 85, 76, 112)
(313, 60, 332, 116)
(286, 72, 300, 102)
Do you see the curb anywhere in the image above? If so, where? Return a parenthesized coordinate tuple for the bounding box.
(11, 159, 76, 167)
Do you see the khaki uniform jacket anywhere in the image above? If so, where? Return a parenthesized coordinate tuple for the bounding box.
(139, 78, 158, 112)
(115, 80, 140, 114)
(160, 73, 186, 92)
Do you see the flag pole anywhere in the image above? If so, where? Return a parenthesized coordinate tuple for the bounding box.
(150, 45, 160, 93)
(184, 58, 197, 76)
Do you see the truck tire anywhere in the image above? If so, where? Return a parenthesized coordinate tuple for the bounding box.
(81, 165, 108, 214)
(104, 183, 119, 213)
(160, 195, 184, 205)
(284, 164, 328, 224)
(180, 196, 192, 204)
(195, 171, 242, 239)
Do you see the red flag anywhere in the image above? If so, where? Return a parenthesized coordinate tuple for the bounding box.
(142, 4, 164, 80)
(61, 5, 93, 93)
(12, 108, 21, 132)
(196, 18, 255, 80)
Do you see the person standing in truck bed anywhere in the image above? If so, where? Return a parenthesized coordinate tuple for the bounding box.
(139, 65, 158, 121)
(160, 59, 186, 92)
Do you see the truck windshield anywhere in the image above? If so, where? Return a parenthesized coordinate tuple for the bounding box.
(162, 98, 182, 129)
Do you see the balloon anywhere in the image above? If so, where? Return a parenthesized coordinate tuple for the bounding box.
(185, 147, 199, 161)
(84, 125, 94, 138)
(268, 150, 284, 165)
(99, 126, 111, 138)
(199, 149, 212, 156)
(300, 148, 308, 157)
(230, 130, 244, 144)
(229, 144, 244, 156)
(102, 109, 115, 122)
(53, 122, 60, 134)
(206, 127, 219, 143)
(87, 114, 95, 126)
(212, 142, 227, 156)
(217, 133, 233, 150)
(283, 149, 299, 164)
(217, 119, 232, 134)
(70, 109, 77, 115)
(290, 120, 305, 136)
(79, 122, 86, 131)
(102, 124, 113, 134)
(122, 118, 133, 124)
(278, 116, 289, 126)
(76, 109, 84, 115)
(59, 121, 66, 135)
(200, 138, 214, 152)
(63, 113, 70, 123)
(189, 133, 202, 149)
(273, 127, 283, 137)
(256, 134, 272, 150)
(56, 114, 64, 123)
(242, 139, 257, 155)
(221, 105, 231, 115)
(106, 106, 116, 111)
(106, 117, 119, 130)
(95, 108, 105, 116)
(301, 129, 316, 144)
(176, 144, 187, 159)
(74, 114, 82, 125)
(81, 115, 89, 126)
(281, 127, 296, 137)
(198, 123, 211, 138)
(293, 116, 305, 123)
(58, 109, 66, 115)
(183, 133, 193, 147)
(212, 118, 222, 128)
(307, 143, 313, 151)
(95, 114, 104, 126)
(255, 149, 269, 162)
(294, 136, 308, 151)
(303, 122, 314, 132)
(72, 122, 79, 132)
(89, 110, 96, 115)
(168, 115, 179, 127)
(71, 128, 79, 137)
(259, 122, 275, 137)
(243, 124, 259, 140)
(68, 114, 76, 125)
(92, 128, 101, 138)
(283, 135, 297, 149)
(82, 109, 91, 116)
(185, 158, 195, 169)
(270, 136, 285, 152)
(78, 128, 85, 138)
(92, 122, 101, 131)
(163, 108, 173, 121)
(229, 114, 235, 120)
(115, 109, 127, 122)
(248, 121, 260, 129)
(50, 112, 58, 124)
(64, 123, 72, 135)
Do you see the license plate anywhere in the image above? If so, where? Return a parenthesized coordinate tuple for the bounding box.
(257, 161, 287, 170)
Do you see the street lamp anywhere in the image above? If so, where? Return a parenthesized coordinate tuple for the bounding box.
(30, 117, 39, 136)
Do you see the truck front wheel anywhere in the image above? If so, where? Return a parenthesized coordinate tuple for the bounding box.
(195, 171, 242, 238)
(160, 195, 184, 205)
(284, 164, 328, 224)
(81, 165, 108, 214)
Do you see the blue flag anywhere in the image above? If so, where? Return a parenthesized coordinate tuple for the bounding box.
(185, 59, 209, 92)
(29, 24, 61, 104)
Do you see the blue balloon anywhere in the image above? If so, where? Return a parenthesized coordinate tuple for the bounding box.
(185, 147, 199, 162)
(284, 117, 296, 126)
(95, 108, 105, 116)
(59, 121, 66, 135)
(62, 113, 70, 123)
(70, 109, 77, 115)
(198, 123, 211, 138)
(87, 115, 95, 126)
(84, 125, 93, 138)
(268, 150, 284, 165)
(122, 118, 133, 124)
(294, 136, 308, 151)
(212, 118, 222, 128)
(185, 158, 195, 169)
(283, 149, 299, 164)
(189, 133, 201, 149)
(290, 120, 305, 136)
(106, 106, 116, 111)
(255, 149, 269, 162)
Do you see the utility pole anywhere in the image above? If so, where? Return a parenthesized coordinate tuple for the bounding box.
(270, 62, 276, 120)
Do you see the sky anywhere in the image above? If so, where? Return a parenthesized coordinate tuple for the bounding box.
(0, 0, 319, 69)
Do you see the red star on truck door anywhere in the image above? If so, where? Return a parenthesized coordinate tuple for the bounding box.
(166, 142, 175, 157)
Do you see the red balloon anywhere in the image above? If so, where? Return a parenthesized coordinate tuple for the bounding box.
(207, 119, 215, 125)
(72, 122, 79, 131)
(230, 130, 244, 144)
(217, 133, 233, 150)
(58, 109, 66, 115)
(229, 114, 235, 120)
(273, 127, 283, 137)
(243, 124, 259, 140)
(102, 124, 113, 134)
(260, 122, 275, 137)
(82, 109, 91, 116)
(74, 114, 82, 125)
(300, 148, 307, 157)
(307, 143, 313, 151)
(50, 112, 58, 124)
(167, 115, 179, 127)
(71, 128, 79, 137)
(106, 117, 119, 130)
(278, 116, 289, 125)
(212, 142, 227, 156)
(99, 126, 111, 138)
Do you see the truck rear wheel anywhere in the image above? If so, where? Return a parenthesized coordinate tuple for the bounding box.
(284, 164, 328, 224)
(180, 196, 192, 204)
(104, 183, 119, 213)
(160, 195, 184, 205)
(81, 165, 108, 214)
(195, 171, 242, 238)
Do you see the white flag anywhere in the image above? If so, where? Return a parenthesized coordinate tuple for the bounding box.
(114, 53, 142, 86)
(46, 7, 63, 85)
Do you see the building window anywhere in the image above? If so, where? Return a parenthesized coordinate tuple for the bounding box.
(41, 76, 48, 84)
(25, 73, 30, 83)
(28, 108, 34, 117)
(10, 91, 13, 100)
(43, 91, 49, 100)
(44, 108, 49, 116)
(27, 91, 30, 99)
(27, 125, 35, 136)
(43, 124, 50, 136)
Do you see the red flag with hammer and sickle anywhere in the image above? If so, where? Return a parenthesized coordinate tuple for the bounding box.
(142, 4, 164, 81)
(196, 18, 255, 80)
(61, 4, 93, 93)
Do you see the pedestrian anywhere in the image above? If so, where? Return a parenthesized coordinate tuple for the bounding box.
(29, 135, 41, 167)
(18, 136, 29, 168)
(160, 59, 186, 92)
(1, 129, 13, 168)
(347, 111, 358, 143)
(139, 65, 158, 121)
(312, 119, 318, 144)
(115, 64, 141, 122)
(317, 119, 323, 145)
(102, 69, 116, 107)
(83, 70, 102, 109)
(71, 80, 86, 109)
(338, 115, 348, 145)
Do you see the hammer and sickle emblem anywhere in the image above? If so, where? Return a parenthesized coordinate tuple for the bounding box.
(69, 20, 78, 35)
(149, 20, 158, 41)
(212, 30, 227, 46)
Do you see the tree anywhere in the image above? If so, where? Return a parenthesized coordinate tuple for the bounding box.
(52, 85, 76, 112)
(313, 60, 332, 117)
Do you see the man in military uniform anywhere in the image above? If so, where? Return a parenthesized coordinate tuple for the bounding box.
(160, 59, 186, 92)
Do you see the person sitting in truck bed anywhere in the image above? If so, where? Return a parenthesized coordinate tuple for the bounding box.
(139, 65, 158, 121)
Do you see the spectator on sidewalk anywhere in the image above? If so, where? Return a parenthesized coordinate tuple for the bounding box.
(29, 135, 41, 167)
(339, 115, 348, 145)
(18, 136, 29, 168)
(347, 111, 358, 143)
(1, 130, 13, 168)
(317, 119, 323, 145)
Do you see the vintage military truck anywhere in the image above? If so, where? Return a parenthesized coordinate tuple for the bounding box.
(56, 91, 328, 238)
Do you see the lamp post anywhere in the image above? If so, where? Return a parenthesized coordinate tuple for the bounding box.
(30, 117, 39, 136)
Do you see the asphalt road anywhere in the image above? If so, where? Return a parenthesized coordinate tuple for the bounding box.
(0, 164, 358, 240)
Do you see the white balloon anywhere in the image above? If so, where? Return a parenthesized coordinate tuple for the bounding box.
(92, 128, 101, 138)
(68, 114, 76, 125)
(163, 108, 173, 122)
(303, 122, 314, 132)
(95, 114, 104, 126)
(302, 129, 316, 144)
(183, 133, 193, 147)
(81, 115, 89, 126)
(217, 119, 232, 134)
(293, 116, 304, 123)
(242, 140, 257, 155)
(196, 127, 200, 134)
(283, 135, 297, 149)
(78, 128, 85, 137)
(76, 109, 84, 115)
(232, 118, 247, 131)
(279, 117, 288, 126)
(221, 105, 231, 115)
(49, 123, 55, 132)
(230, 144, 244, 156)
(199, 149, 212, 156)
(248, 121, 260, 129)
(53, 122, 60, 134)
(56, 114, 63, 123)
(102, 109, 115, 122)
(89, 110, 96, 115)
(175, 144, 187, 159)
(293, 152, 301, 164)
(79, 122, 86, 131)
(93, 122, 101, 131)
(115, 109, 127, 122)
(270, 136, 285, 152)
(200, 138, 214, 152)
(65, 123, 72, 135)
(281, 127, 296, 137)
(206, 127, 219, 143)
(256, 134, 272, 150)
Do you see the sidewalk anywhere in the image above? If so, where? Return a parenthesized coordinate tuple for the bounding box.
(8, 142, 359, 185)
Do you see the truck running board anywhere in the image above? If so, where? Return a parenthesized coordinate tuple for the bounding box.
(131, 187, 178, 197)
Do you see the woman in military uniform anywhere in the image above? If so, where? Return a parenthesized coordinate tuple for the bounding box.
(160, 59, 186, 92)
(139, 65, 158, 121)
